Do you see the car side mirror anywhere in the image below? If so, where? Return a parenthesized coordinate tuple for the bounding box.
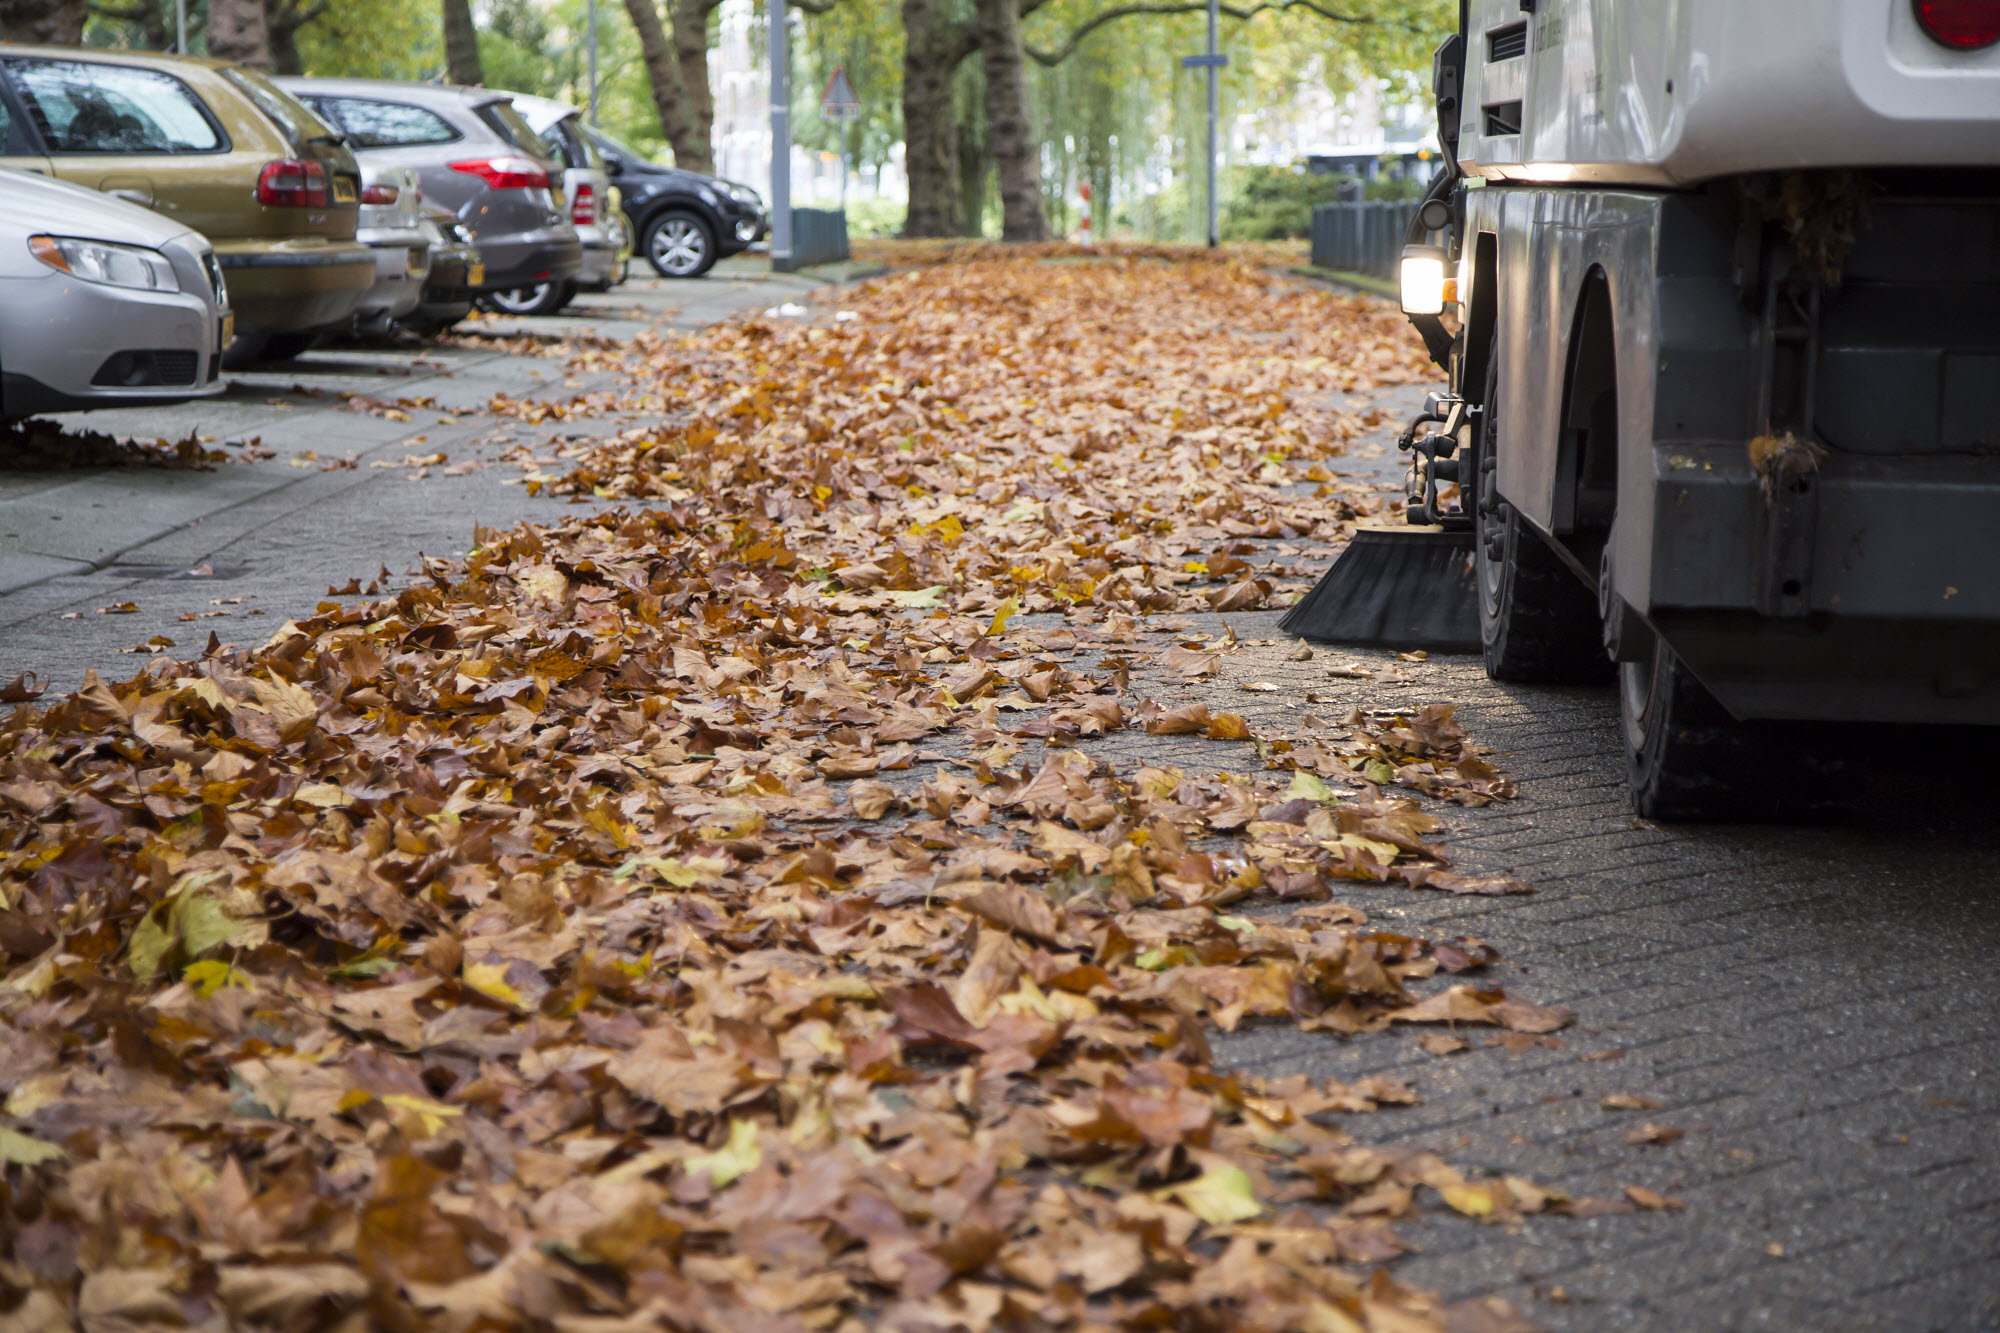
(604, 157, 623, 177)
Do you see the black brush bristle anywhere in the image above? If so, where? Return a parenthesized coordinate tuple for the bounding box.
(1279, 527, 1480, 652)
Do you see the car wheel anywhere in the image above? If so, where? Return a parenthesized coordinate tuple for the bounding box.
(554, 280, 579, 312)
(478, 282, 568, 317)
(644, 210, 715, 279)
(1472, 354, 1612, 684)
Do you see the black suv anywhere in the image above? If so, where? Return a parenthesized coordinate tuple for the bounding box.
(580, 124, 767, 279)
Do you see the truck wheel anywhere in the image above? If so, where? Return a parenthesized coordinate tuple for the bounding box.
(1472, 360, 1612, 683)
(1622, 638, 1768, 821)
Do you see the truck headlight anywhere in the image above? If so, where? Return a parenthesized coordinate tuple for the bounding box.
(28, 235, 180, 292)
(1399, 244, 1449, 317)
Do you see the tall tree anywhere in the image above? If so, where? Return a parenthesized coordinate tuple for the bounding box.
(974, 0, 1047, 241)
(267, 0, 331, 74)
(442, 0, 484, 84)
(207, 0, 272, 65)
(0, 0, 86, 42)
(899, 0, 978, 237)
(671, 0, 720, 173)
(621, 0, 716, 173)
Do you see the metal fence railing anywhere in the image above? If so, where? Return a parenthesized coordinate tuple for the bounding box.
(1309, 202, 1421, 280)
(784, 208, 851, 271)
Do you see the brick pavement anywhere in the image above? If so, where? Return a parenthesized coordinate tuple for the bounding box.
(1077, 371, 2000, 1331)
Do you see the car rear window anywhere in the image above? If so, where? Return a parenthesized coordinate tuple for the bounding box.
(222, 67, 331, 150)
(315, 97, 459, 149)
(476, 100, 548, 158)
(6, 59, 224, 155)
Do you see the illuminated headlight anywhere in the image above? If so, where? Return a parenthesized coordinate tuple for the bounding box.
(736, 219, 759, 242)
(727, 183, 762, 208)
(1399, 244, 1449, 317)
(29, 235, 180, 292)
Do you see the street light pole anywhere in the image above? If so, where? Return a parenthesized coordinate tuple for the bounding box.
(770, 0, 793, 272)
(586, 0, 599, 125)
(175, 0, 187, 52)
(1206, 0, 1219, 248)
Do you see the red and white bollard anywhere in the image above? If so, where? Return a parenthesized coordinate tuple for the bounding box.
(1078, 182, 1092, 248)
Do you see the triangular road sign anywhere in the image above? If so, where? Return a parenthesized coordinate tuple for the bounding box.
(820, 64, 860, 120)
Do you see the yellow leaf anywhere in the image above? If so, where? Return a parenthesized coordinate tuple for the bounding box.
(1441, 1183, 1497, 1218)
(295, 782, 353, 808)
(381, 1094, 464, 1137)
(182, 959, 249, 998)
(985, 596, 1020, 637)
(685, 1117, 762, 1188)
(1157, 1165, 1263, 1225)
(887, 586, 946, 609)
(1287, 770, 1334, 803)
(0, 1127, 66, 1165)
(463, 958, 532, 1010)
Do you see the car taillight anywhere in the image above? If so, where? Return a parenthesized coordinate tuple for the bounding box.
(572, 183, 596, 226)
(360, 184, 400, 205)
(1914, 0, 2000, 49)
(449, 155, 551, 191)
(257, 158, 328, 208)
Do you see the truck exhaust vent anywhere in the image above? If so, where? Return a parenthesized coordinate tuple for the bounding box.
(1483, 101, 1523, 137)
(1488, 22, 1529, 61)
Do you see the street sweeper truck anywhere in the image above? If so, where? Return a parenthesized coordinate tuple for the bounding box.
(1286, 0, 2000, 820)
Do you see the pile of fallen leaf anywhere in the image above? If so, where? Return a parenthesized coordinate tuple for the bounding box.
(0, 418, 229, 471)
(1, 254, 1600, 1331)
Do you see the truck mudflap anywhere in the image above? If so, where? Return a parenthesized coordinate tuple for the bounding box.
(1645, 441, 2000, 725)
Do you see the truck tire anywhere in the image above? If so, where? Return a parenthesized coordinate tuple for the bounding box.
(1622, 637, 1768, 821)
(1472, 358, 1612, 683)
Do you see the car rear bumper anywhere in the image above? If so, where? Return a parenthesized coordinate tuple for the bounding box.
(346, 225, 432, 324)
(474, 233, 583, 292)
(214, 240, 376, 335)
(0, 272, 227, 420)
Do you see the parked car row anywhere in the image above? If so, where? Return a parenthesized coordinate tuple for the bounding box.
(0, 43, 769, 424)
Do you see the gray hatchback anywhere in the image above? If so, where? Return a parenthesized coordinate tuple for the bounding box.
(277, 78, 580, 299)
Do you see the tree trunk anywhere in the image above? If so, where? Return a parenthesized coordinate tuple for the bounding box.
(622, 0, 693, 166)
(669, 0, 718, 175)
(900, 0, 973, 238)
(208, 0, 271, 67)
(974, 0, 1048, 242)
(266, 0, 327, 75)
(0, 0, 87, 42)
(441, 0, 483, 85)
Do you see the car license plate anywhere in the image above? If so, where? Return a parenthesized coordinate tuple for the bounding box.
(468, 262, 485, 287)
(333, 177, 356, 203)
(221, 312, 234, 348)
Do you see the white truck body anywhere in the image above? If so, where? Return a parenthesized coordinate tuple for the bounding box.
(1392, 0, 2000, 814)
(1461, 0, 2000, 185)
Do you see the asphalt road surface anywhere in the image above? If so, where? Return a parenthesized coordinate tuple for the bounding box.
(2, 265, 1994, 1332)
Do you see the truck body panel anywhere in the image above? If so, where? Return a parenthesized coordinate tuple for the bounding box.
(1462, 0, 2000, 187)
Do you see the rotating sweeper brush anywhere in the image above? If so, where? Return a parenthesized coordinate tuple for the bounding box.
(1279, 391, 1480, 653)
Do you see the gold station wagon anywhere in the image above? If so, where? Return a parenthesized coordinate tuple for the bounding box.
(0, 45, 374, 363)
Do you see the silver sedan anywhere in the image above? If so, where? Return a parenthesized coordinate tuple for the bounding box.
(1, 167, 230, 422)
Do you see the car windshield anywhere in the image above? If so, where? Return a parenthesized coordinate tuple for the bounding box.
(583, 124, 654, 167)
(6, 59, 223, 155)
(222, 68, 333, 151)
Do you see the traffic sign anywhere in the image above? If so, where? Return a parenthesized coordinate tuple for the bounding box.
(1180, 53, 1228, 68)
(820, 64, 860, 122)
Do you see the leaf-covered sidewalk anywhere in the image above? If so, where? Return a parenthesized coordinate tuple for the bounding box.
(1, 253, 1612, 1331)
